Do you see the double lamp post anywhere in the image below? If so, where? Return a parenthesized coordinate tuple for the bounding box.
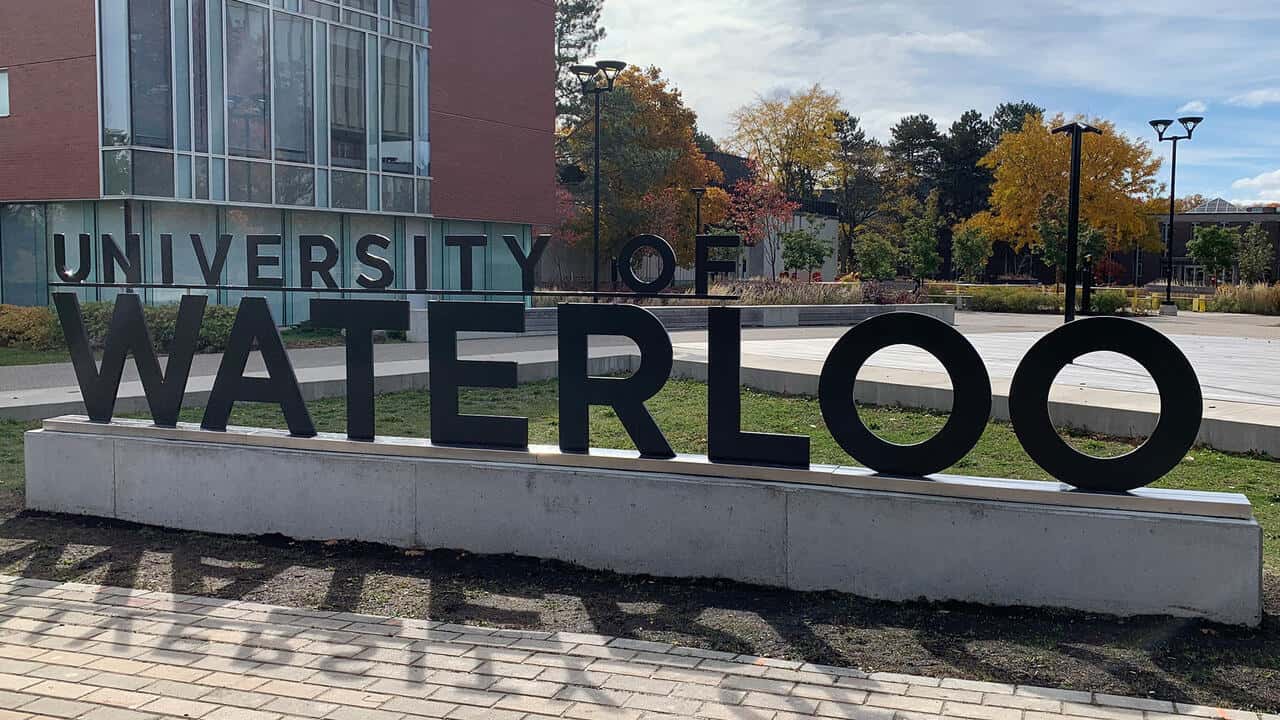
(571, 60, 628, 294)
(1149, 116, 1204, 314)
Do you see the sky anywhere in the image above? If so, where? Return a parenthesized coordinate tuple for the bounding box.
(595, 0, 1280, 206)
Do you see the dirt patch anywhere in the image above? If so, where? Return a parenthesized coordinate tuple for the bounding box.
(0, 488, 1276, 711)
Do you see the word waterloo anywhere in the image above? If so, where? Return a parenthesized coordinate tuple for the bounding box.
(50, 231, 1204, 494)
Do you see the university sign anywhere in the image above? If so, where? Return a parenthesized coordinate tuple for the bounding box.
(47, 230, 1204, 494)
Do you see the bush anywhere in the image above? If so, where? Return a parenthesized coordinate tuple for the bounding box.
(967, 287, 1062, 314)
(0, 305, 63, 350)
(1090, 290, 1127, 316)
(1210, 284, 1280, 315)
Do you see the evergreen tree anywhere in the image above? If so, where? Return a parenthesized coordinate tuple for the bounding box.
(556, 0, 607, 124)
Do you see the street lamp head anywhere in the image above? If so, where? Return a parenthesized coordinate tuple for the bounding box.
(690, 187, 707, 197)
(1149, 119, 1173, 138)
(595, 60, 627, 89)
(1179, 116, 1204, 137)
(571, 64, 602, 91)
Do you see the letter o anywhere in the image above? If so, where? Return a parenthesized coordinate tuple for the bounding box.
(616, 234, 676, 295)
(819, 313, 992, 476)
(1008, 317, 1202, 492)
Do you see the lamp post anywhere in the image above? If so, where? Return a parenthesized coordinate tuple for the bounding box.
(1051, 121, 1102, 324)
(691, 188, 706, 235)
(571, 60, 627, 296)
(1150, 115, 1204, 316)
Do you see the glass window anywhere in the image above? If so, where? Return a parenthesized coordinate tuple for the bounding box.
(0, 205, 47, 306)
(133, 150, 176, 197)
(173, 0, 191, 151)
(390, 0, 426, 27)
(194, 156, 210, 199)
(226, 1, 270, 159)
(275, 165, 316, 206)
(274, 14, 314, 163)
(382, 175, 413, 213)
(176, 154, 193, 198)
(193, 0, 208, 152)
(330, 27, 366, 169)
(209, 0, 225, 153)
(416, 178, 430, 215)
(331, 170, 367, 209)
(103, 150, 132, 196)
(129, 0, 173, 148)
(0, 71, 9, 117)
(381, 39, 413, 174)
(228, 159, 272, 203)
(101, 0, 130, 144)
(343, 0, 377, 10)
(415, 46, 428, 176)
(314, 22, 328, 164)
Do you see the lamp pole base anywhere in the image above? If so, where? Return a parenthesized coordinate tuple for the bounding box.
(1160, 303, 1179, 317)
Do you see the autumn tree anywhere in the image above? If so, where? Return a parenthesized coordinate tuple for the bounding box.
(562, 66, 727, 267)
(973, 114, 1162, 256)
(1031, 194, 1107, 275)
(728, 165, 799, 278)
(1239, 224, 1274, 284)
(1188, 226, 1238, 282)
(728, 85, 841, 199)
(555, 0, 607, 124)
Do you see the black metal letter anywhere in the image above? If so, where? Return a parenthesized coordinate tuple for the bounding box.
(202, 297, 316, 437)
(310, 299, 410, 441)
(445, 235, 487, 291)
(504, 234, 550, 293)
(54, 292, 207, 426)
(428, 301, 529, 450)
(53, 234, 92, 282)
(413, 235, 429, 291)
(818, 313, 992, 476)
(707, 307, 809, 467)
(558, 303, 674, 458)
(1008, 317, 1202, 492)
(696, 235, 739, 296)
(247, 235, 284, 288)
(192, 234, 233, 286)
(356, 234, 395, 290)
(616, 234, 676, 296)
(102, 233, 142, 285)
(160, 234, 174, 285)
(300, 234, 339, 289)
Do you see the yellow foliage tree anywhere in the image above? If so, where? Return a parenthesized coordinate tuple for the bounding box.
(727, 85, 842, 199)
(974, 114, 1162, 254)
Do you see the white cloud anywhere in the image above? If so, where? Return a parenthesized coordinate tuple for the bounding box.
(1177, 100, 1207, 113)
(1231, 169, 1280, 204)
(1227, 89, 1280, 108)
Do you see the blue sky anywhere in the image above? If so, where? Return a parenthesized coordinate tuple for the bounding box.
(596, 0, 1280, 205)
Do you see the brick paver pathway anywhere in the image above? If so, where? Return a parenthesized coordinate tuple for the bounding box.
(0, 575, 1268, 720)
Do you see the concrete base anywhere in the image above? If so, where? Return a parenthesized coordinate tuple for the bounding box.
(407, 303, 955, 342)
(25, 417, 1263, 626)
(1161, 303, 1180, 317)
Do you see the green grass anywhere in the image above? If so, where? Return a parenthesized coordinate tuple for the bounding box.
(0, 347, 70, 366)
(7, 378, 1280, 564)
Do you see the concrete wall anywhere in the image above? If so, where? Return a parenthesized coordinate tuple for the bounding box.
(0, 0, 100, 202)
(26, 419, 1263, 625)
(429, 0, 556, 227)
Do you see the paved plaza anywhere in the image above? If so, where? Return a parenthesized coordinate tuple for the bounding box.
(0, 575, 1268, 720)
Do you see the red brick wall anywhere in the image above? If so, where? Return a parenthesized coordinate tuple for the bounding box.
(429, 0, 556, 227)
(0, 0, 100, 201)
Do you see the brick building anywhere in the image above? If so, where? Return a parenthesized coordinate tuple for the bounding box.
(0, 0, 556, 320)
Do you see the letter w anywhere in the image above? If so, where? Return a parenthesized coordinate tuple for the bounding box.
(53, 292, 207, 427)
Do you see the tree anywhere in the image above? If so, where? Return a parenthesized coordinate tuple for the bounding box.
(903, 190, 943, 281)
(727, 85, 841, 199)
(562, 66, 726, 266)
(1188, 226, 1238, 282)
(990, 101, 1044, 141)
(887, 113, 942, 197)
(781, 228, 831, 280)
(1239, 224, 1275, 284)
(555, 0, 607, 124)
(854, 232, 898, 281)
(1031, 194, 1107, 275)
(728, 164, 799, 278)
(937, 110, 995, 222)
(973, 114, 1162, 255)
(1179, 194, 1208, 213)
(951, 221, 994, 282)
(638, 186, 731, 256)
(830, 112, 893, 273)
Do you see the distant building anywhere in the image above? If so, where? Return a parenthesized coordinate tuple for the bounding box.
(0, 0, 555, 318)
(1118, 198, 1280, 287)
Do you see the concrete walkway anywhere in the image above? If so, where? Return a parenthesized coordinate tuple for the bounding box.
(0, 575, 1270, 720)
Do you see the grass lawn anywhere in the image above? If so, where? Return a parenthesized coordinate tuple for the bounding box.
(1, 379, 1279, 708)
(0, 347, 70, 366)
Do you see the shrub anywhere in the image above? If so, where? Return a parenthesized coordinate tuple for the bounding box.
(0, 305, 63, 350)
(966, 287, 1062, 314)
(1210, 284, 1280, 315)
(0, 298, 244, 354)
(1089, 290, 1127, 316)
